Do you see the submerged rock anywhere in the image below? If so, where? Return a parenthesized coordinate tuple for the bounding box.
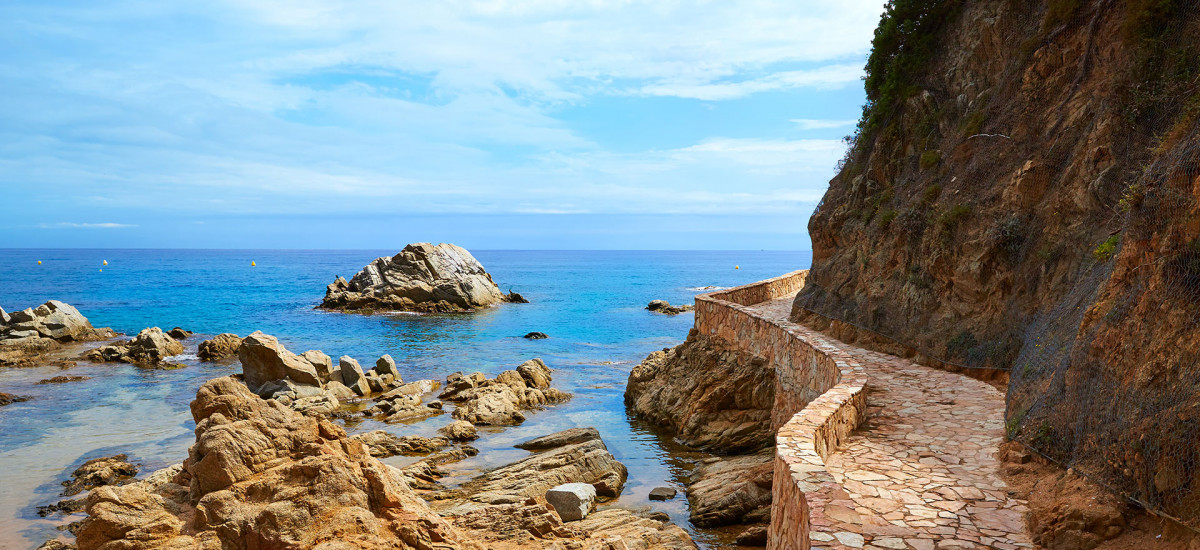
(523, 332, 548, 339)
(319, 242, 527, 313)
(197, 333, 242, 361)
(649, 487, 677, 501)
(166, 327, 192, 340)
(0, 392, 30, 407)
(36, 375, 90, 384)
(351, 430, 450, 458)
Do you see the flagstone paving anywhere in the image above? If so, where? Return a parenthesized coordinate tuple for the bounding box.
(744, 297, 1032, 550)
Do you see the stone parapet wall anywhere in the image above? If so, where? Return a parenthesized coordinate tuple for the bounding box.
(694, 271, 868, 550)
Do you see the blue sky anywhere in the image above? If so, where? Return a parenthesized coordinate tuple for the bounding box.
(0, 1, 884, 249)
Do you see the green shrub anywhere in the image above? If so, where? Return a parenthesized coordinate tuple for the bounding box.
(1043, 0, 1082, 30)
(1093, 235, 1120, 261)
(947, 330, 977, 358)
(1123, 0, 1178, 43)
(879, 209, 898, 228)
(919, 150, 942, 170)
(922, 184, 942, 204)
(961, 109, 986, 136)
(937, 204, 972, 230)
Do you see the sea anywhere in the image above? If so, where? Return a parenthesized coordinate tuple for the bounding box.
(0, 248, 812, 549)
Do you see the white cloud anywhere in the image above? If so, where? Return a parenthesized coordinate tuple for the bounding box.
(38, 222, 137, 229)
(791, 118, 858, 130)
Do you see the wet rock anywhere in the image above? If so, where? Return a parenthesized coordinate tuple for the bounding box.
(0, 392, 30, 407)
(320, 243, 512, 313)
(197, 333, 242, 361)
(505, 292, 529, 303)
(166, 327, 192, 340)
(687, 448, 774, 527)
(523, 332, 548, 339)
(463, 429, 627, 504)
(515, 427, 600, 450)
(351, 430, 450, 458)
(735, 525, 768, 546)
(545, 483, 596, 522)
(62, 454, 139, 496)
(37, 497, 86, 517)
(237, 331, 321, 390)
(626, 331, 775, 453)
(647, 299, 693, 315)
(649, 487, 677, 501)
(36, 375, 90, 384)
(439, 420, 479, 442)
(75, 376, 473, 550)
(36, 541, 74, 550)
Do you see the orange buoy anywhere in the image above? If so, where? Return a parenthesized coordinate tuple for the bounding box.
(735, 265, 740, 270)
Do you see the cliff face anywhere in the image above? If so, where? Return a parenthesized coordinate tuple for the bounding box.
(794, 0, 1200, 527)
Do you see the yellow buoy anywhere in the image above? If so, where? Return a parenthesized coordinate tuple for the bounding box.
(99, 269, 103, 272)
(37, 260, 42, 265)
(735, 265, 740, 270)
(102, 260, 108, 265)
(251, 261, 257, 266)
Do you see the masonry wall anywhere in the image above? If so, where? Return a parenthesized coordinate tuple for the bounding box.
(695, 270, 867, 550)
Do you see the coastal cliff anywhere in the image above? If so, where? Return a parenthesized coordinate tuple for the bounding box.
(794, 0, 1200, 527)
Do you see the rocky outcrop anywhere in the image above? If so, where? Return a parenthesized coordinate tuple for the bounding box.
(625, 330, 775, 453)
(197, 333, 241, 361)
(441, 359, 570, 426)
(515, 427, 599, 450)
(62, 454, 139, 497)
(320, 243, 526, 313)
(439, 420, 479, 441)
(84, 327, 184, 365)
(167, 327, 192, 340)
(0, 392, 30, 407)
(647, 300, 693, 315)
(686, 448, 774, 528)
(350, 430, 451, 458)
(0, 301, 114, 367)
(75, 376, 474, 550)
(452, 428, 628, 506)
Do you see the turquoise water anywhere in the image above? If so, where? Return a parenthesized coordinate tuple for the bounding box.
(0, 249, 810, 549)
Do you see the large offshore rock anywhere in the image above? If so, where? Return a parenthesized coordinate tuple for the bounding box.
(237, 331, 322, 390)
(197, 333, 242, 361)
(625, 330, 775, 453)
(320, 243, 524, 312)
(74, 376, 474, 550)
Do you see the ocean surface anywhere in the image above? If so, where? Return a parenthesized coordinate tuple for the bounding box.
(0, 248, 811, 549)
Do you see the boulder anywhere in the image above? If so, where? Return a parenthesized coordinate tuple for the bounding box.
(8, 307, 36, 324)
(0, 306, 8, 325)
(523, 331, 548, 339)
(545, 483, 596, 522)
(167, 327, 192, 340)
(375, 354, 400, 379)
(686, 448, 774, 527)
(517, 358, 553, 389)
(126, 327, 184, 362)
(237, 331, 321, 390)
(325, 380, 356, 400)
(0, 392, 30, 407)
(62, 454, 139, 496)
(197, 333, 242, 361)
(74, 376, 473, 550)
(339, 355, 369, 395)
(3, 300, 100, 342)
(319, 243, 511, 313)
(649, 487, 677, 500)
(301, 350, 335, 383)
(439, 420, 479, 442)
(647, 300, 693, 315)
(516, 427, 600, 450)
(444, 360, 570, 426)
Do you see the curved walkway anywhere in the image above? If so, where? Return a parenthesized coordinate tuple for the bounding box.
(745, 296, 1032, 550)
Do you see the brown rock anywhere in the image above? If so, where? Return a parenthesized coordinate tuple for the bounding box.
(515, 427, 600, 450)
(462, 431, 627, 504)
(686, 448, 774, 527)
(351, 430, 450, 458)
(236, 331, 321, 390)
(439, 420, 479, 442)
(320, 243, 509, 313)
(197, 333, 242, 361)
(62, 454, 139, 496)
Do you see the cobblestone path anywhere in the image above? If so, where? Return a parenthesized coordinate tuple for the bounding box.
(745, 297, 1032, 550)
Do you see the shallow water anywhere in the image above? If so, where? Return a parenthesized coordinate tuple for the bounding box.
(0, 249, 810, 549)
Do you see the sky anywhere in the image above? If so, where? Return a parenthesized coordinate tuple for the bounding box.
(0, 1, 885, 249)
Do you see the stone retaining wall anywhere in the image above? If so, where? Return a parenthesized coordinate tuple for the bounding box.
(695, 270, 868, 550)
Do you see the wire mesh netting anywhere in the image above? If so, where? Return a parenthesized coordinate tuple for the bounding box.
(793, 0, 1200, 533)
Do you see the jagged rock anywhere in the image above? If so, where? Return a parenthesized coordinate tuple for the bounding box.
(339, 355, 369, 395)
(351, 430, 451, 458)
(545, 483, 596, 522)
(523, 332, 548, 339)
(381, 379, 439, 399)
(649, 487, 677, 501)
(647, 299, 693, 315)
(320, 243, 523, 313)
(439, 420, 479, 442)
(301, 350, 335, 383)
(686, 448, 774, 527)
(625, 331, 775, 453)
(75, 376, 473, 550)
(444, 360, 570, 426)
(36, 541, 74, 550)
(197, 333, 242, 361)
(515, 427, 600, 450)
(0, 306, 8, 325)
(462, 429, 627, 504)
(2, 301, 105, 344)
(84, 327, 184, 365)
(375, 354, 401, 379)
(167, 327, 192, 340)
(325, 380, 356, 400)
(237, 331, 321, 390)
(62, 454, 139, 496)
(0, 392, 30, 407)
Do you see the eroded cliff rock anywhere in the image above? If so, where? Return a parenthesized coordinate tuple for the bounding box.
(320, 243, 525, 313)
(625, 330, 774, 453)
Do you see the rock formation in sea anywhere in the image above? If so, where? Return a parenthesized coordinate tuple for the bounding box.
(75, 377, 696, 550)
(320, 243, 526, 313)
(646, 299, 693, 315)
(624, 330, 777, 539)
(85, 327, 184, 365)
(438, 359, 570, 426)
(0, 300, 115, 367)
(197, 333, 241, 361)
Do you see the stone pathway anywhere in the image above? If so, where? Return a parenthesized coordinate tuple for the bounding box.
(745, 297, 1032, 550)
